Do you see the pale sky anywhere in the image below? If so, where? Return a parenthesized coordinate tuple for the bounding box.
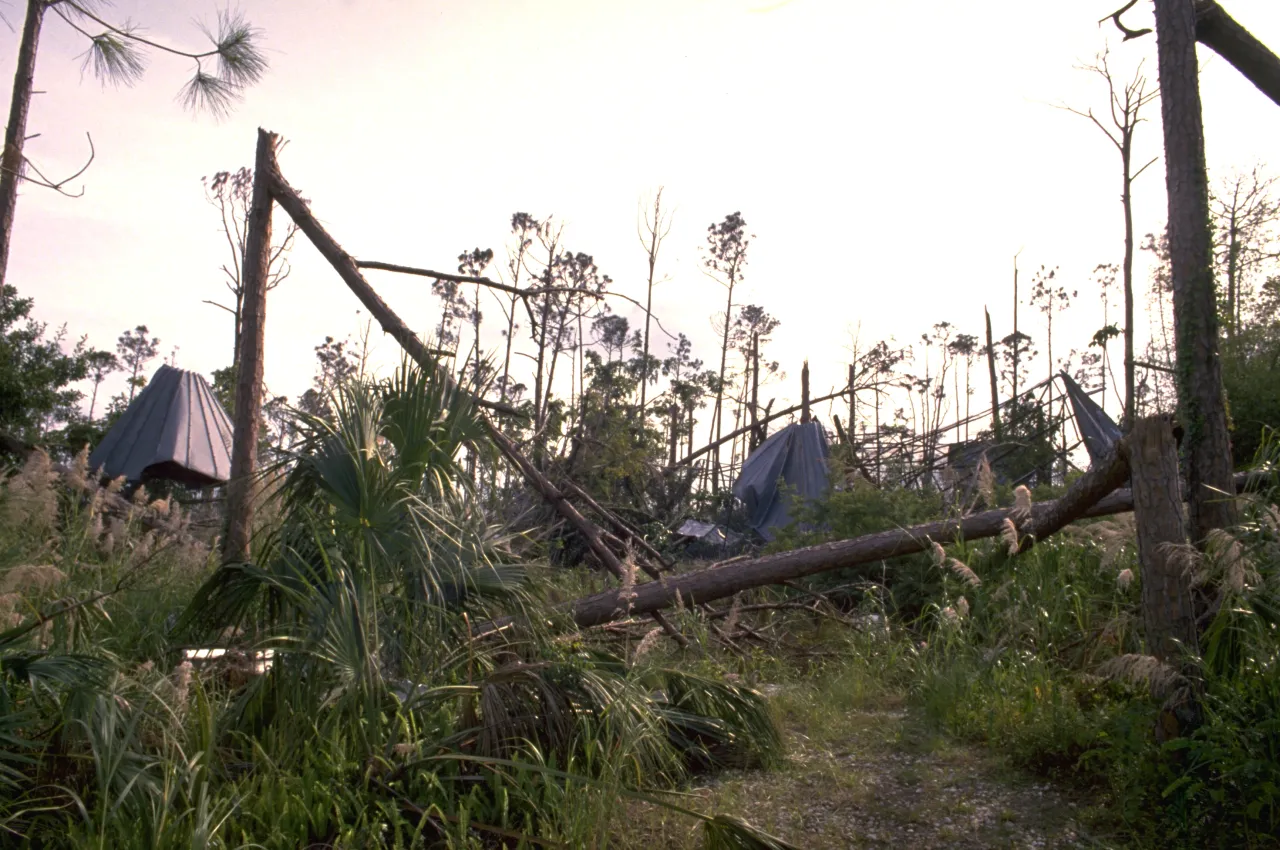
(10, 0, 1280, 435)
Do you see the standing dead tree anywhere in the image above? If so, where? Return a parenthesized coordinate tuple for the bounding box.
(1151, 0, 1240, 544)
(1060, 49, 1159, 427)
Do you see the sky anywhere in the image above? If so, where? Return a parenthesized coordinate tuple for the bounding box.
(9, 0, 1280, 435)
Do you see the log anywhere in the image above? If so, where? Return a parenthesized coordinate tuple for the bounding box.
(565, 468, 1265, 630)
(223, 128, 276, 565)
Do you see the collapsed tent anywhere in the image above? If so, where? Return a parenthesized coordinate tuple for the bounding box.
(1059, 371, 1123, 466)
(89, 365, 235, 487)
(732, 420, 831, 541)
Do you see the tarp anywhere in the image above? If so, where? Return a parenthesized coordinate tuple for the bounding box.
(1059, 371, 1124, 466)
(89, 365, 235, 487)
(732, 421, 830, 541)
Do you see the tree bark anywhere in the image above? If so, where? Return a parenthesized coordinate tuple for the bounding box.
(1130, 416, 1198, 661)
(1195, 1, 1280, 108)
(1153, 0, 1240, 544)
(222, 129, 276, 565)
(0, 0, 45, 297)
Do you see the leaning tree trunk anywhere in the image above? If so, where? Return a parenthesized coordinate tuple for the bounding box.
(222, 129, 277, 565)
(1153, 0, 1239, 544)
(1195, 1, 1280, 108)
(0, 0, 46, 298)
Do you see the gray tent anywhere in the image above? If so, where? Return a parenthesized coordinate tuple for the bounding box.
(89, 365, 234, 487)
(732, 421, 831, 541)
(1059, 371, 1123, 466)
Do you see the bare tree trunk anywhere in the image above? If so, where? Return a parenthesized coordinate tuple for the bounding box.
(711, 278, 735, 494)
(222, 129, 276, 565)
(1123, 148, 1138, 426)
(0, 0, 45, 297)
(1131, 416, 1198, 659)
(1153, 0, 1240, 544)
(985, 307, 1002, 441)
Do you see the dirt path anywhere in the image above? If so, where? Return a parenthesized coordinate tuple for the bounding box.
(623, 686, 1111, 849)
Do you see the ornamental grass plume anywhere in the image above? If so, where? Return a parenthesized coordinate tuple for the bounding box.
(0, 564, 68, 594)
(633, 627, 663, 663)
(1001, 518, 1021, 555)
(976, 453, 996, 507)
(63, 444, 90, 492)
(723, 594, 742, 635)
(1206, 528, 1258, 592)
(1117, 568, 1134, 590)
(1098, 653, 1186, 699)
(1011, 484, 1033, 522)
(956, 596, 970, 617)
(1, 448, 58, 535)
(948, 558, 981, 587)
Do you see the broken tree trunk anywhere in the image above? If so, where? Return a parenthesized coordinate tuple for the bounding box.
(222, 128, 276, 565)
(800, 360, 811, 424)
(985, 307, 1002, 442)
(1195, 1, 1280, 108)
(1131, 416, 1199, 662)
(566, 467, 1262, 631)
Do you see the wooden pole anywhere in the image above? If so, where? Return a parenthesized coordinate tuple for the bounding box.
(222, 128, 276, 565)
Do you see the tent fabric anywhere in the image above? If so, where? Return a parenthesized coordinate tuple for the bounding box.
(1059, 371, 1123, 466)
(732, 421, 831, 541)
(89, 365, 235, 487)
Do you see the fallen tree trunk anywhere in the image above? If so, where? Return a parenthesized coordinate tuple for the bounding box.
(566, 469, 1267, 629)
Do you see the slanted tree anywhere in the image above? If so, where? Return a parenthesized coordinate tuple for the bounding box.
(0, 2, 268, 295)
(115, 325, 159, 404)
(1152, 0, 1239, 543)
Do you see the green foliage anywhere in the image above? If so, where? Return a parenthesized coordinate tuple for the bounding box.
(0, 286, 99, 450)
(0, 359, 788, 848)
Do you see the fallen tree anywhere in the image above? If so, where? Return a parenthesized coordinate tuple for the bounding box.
(566, 466, 1267, 630)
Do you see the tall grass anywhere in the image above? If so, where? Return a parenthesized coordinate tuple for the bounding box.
(0, 361, 793, 849)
